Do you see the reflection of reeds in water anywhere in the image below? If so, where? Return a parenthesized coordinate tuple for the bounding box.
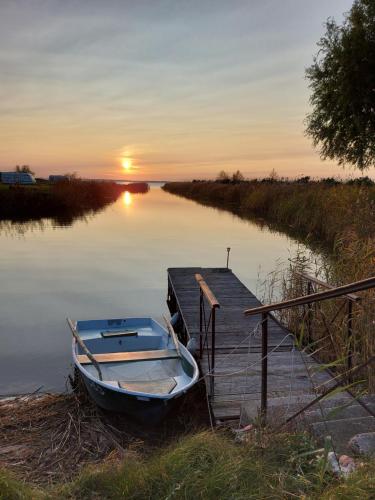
(0, 180, 149, 232)
(163, 180, 375, 250)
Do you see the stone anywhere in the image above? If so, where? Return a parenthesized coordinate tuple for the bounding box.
(349, 432, 375, 457)
(339, 454, 356, 475)
(339, 454, 353, 467)
(327, 452, 356, 477)
(327, 452, 340, 475)
(311, 416, 375, 454)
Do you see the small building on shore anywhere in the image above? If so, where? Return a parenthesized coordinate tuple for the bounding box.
(49, 175, 69, 183)
(0, 172, 36, 184)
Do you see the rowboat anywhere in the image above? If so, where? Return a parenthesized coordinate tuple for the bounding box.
(67, 316, 199, 422)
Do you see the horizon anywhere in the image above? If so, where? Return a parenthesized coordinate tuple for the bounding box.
(1, 0, 359, 181)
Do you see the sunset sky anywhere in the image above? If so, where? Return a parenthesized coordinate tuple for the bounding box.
(0, 0, 355, 181)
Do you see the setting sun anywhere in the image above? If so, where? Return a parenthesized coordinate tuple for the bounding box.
(122, 158, 132, 170)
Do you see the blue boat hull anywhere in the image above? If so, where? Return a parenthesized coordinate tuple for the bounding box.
(81, 371, 178, 423)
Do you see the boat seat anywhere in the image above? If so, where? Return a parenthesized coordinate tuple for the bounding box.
(76, 349, 179, 365)
(118, 378, 177, 394)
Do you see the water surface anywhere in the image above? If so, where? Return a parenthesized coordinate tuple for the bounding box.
(0, 185, 303, 394)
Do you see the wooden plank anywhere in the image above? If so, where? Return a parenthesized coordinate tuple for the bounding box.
(118, 378, 177, 394)
(167, 267, 348, 424)
(195, 273, 220, 308)
(77, 349, 179, 365)
(163, 315, 181, 356)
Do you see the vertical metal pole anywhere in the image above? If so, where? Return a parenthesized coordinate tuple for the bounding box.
(307, 281, 313, 345)
(167, 278, 171, 308)
(199, 289, 203, 359)
(211, 306, 216, 397)
(261, 312, 268, 426)
(226, 247, 231, 269)
(347, 299, 353, 382)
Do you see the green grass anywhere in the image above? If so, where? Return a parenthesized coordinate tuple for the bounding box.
(1, 431, 374, 499)
(0, 470, 41, 499)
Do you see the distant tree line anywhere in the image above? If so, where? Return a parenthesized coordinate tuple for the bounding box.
(191, 170, 374, 187)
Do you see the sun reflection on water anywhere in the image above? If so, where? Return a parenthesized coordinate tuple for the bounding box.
(123, 191, 132, 206)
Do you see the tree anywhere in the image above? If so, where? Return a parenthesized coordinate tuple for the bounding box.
(15, 165, 35, 175)
(305, 0, 375, 170)
(216, 170, 231, 183)
(232, 170, 245, 183)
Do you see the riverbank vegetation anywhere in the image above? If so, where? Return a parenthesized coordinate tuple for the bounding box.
(0, 179, 149, 225)
(1, 393, 374, 499)
(163, 177, 375, 250)
(163, 178, 375, 391)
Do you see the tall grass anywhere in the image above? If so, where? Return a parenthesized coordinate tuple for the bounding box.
(163, 180, 375, 249)
(279, 240, 375, 392)
(164, 180, 375, 390)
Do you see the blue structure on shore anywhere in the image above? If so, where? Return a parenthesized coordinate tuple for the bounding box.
(1, 172, 36, 184)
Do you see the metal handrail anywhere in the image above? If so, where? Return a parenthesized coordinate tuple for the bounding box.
(294, 271, 361, 302)
(244, 276, 375, 316)
(196, 274, 220, 397)
(243, 275, 375, 426)
(294, 271, 361, 376)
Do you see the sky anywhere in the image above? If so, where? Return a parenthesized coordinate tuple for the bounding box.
(0, 0, 356, 181)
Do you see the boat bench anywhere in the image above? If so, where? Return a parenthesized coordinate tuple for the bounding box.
(77, 349, 179, 365)
(118, 378, 177, 394)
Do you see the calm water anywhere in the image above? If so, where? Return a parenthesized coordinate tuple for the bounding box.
(0, 185, 304, 395)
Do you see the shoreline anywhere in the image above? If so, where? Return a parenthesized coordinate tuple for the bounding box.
(162, 179, 375, 250)
(0, 180, 149, 225)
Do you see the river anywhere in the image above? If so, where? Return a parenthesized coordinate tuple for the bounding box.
(0, 184, 304, 394)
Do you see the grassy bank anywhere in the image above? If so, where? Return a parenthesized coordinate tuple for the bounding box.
(1, 429, 375, 499)
(0, 180, 149, 225)
(2, 389, 374, 498)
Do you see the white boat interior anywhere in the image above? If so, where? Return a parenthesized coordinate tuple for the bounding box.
(74, 317, 196, 396)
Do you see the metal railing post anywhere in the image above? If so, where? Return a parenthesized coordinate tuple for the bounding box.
(211, 305, 216, 397)
(226, 247, 231, 269)
(307, 281, 313, 345)
(347, 299, 353, 381)
(199, 289, 203, 359)
(261, 312, 268, 426)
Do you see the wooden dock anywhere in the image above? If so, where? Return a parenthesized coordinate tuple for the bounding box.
(166, 267, 375, 453)
(167, 268, 359, 424)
